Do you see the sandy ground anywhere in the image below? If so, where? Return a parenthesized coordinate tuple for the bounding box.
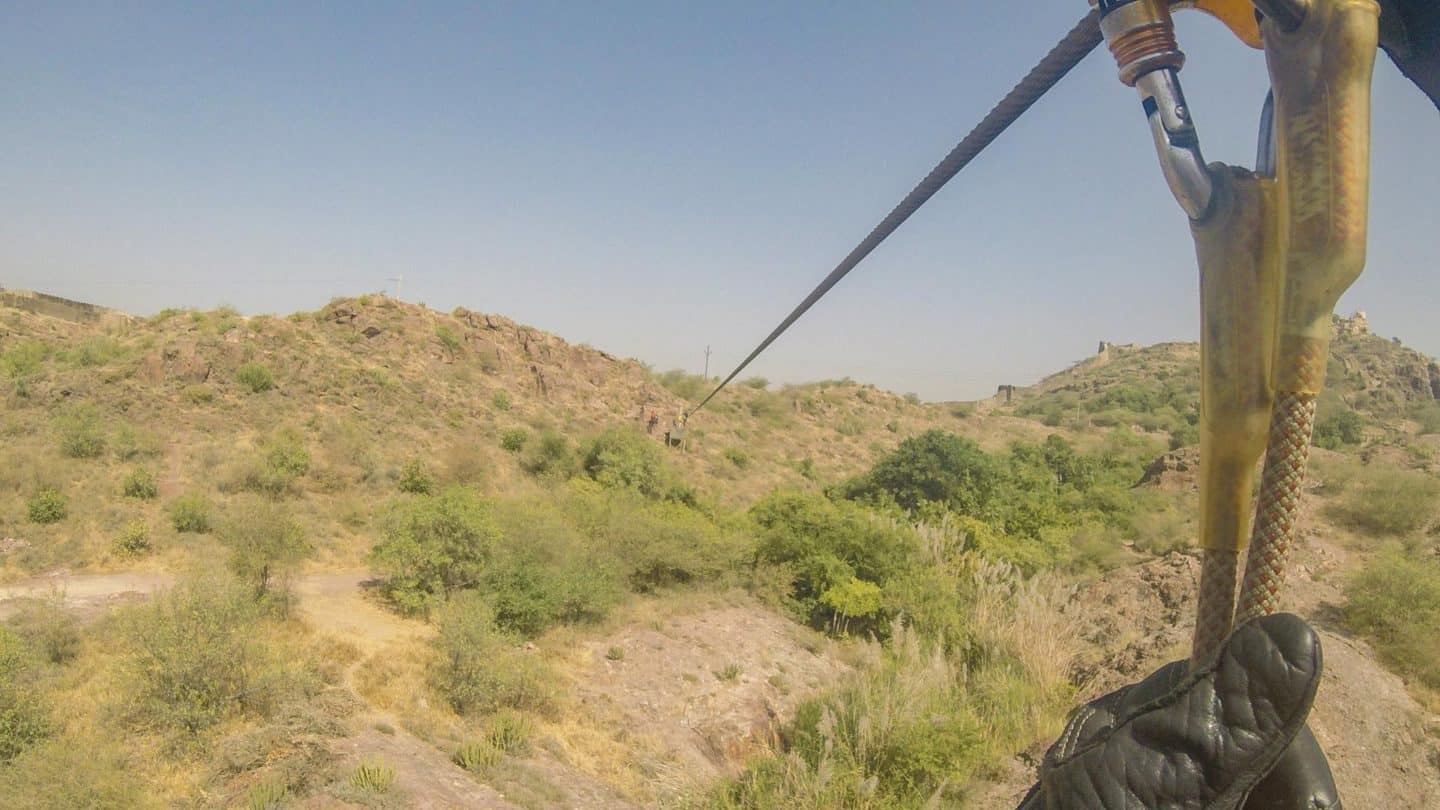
(0, 569, 172, 619)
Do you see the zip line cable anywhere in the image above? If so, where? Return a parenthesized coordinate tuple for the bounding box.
(688, 10, 1102, 417)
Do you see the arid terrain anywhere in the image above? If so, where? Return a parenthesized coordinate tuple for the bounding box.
(1, 292, 1436, 807)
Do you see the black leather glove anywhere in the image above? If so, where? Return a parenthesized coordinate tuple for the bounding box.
(1017, 613, 1340, 809)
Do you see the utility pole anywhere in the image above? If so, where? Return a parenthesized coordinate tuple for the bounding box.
(386, 275, 405, 300)
(703, 345, 712, 380)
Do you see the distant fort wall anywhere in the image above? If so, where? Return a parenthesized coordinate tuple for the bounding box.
(0, 288, 131, 326)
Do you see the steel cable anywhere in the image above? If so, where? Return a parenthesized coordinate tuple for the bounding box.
(689, 10, 1103, 416)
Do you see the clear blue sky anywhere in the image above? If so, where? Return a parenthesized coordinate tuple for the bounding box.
(3, 1, 1436, 400)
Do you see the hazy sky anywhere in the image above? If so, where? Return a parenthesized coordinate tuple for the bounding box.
(3, 2, 1437, 400)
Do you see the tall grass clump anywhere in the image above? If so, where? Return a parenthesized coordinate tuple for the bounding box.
(705, 559, 1077, 807)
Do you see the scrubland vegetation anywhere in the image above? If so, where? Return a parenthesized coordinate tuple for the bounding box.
(2, 301, 1438, 804)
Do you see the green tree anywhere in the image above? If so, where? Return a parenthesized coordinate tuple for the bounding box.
(750, 491, 919, 630)
(220, 499, 312, 602)
(371, 486, 501, 615)
(841, 429, 1007, 518)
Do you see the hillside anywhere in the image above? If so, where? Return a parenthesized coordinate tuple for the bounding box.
(1, 295, 1437, 807)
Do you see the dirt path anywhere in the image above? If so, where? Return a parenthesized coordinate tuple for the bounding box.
(0, 570, 172, 619)
(317, 725, 521, 810)
(291, 570, 431, 655)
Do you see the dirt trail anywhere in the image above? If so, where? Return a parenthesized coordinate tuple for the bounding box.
(317, 725, 521, 810)
(0, 570, 172, 619)
(291, 570, 431, 655)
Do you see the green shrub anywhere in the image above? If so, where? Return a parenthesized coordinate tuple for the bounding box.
(521, 430, 576, 479)
(26, 488, 67, 524)
(5, 599, 81, 666)
(236, 362, 275, 393)
(0, 628, 51, 762)
(491, 390, 512, 411)
(220, 498, 312, 601)
(0, 340, 48, 379)
(169, 493, 213, 533)
(1324, 467, 1439, 536)
(121, 577, 257, 733)
(431, 592, 557, 716)
(370, 486, 500, 615)
(657, 369, 707, 400)
(55, 405, 106, 459)
(66, 336, 126, 367)
(182, 384, 215, 404)
(1344, 552, 1440, 689)
(436, 324, 461, 355)
(484, 499, 623, 635)
(111, 424, 161, 461)
(750, 491, 919, 633)
(229, 429, 313, 496)
(397, 459, 436, 494)
(122, 467, 159, 500)
(581, 427, 671, 498)
(558, 486, 747, 593)
(743, 377, 769, 390)
(263, 429, 311, 479)
(115, 520, 152, 555)
(841, 429, 1007, 518)
(486, 710, 534, 753)
(724, 447, 751, 469)
(500, 429, 528, 453)
(1313, 405, 1365, 449)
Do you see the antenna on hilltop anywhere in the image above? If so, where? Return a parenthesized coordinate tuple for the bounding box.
(385, 275, 405, 300)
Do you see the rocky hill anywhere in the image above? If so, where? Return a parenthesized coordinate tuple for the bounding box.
(1, 294, 1437, 807)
